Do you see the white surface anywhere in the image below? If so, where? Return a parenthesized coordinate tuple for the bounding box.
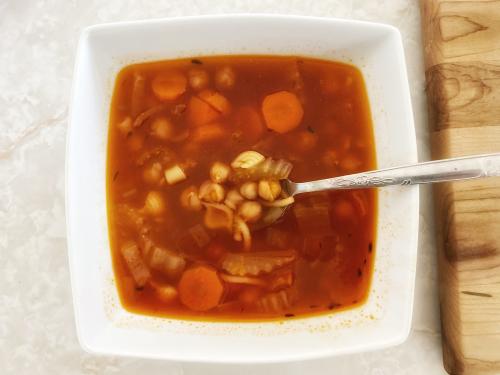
(67, 15, 418, 362)
(0, 0, 445, 374)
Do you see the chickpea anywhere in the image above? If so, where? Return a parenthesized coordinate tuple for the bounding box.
(180, 186, 202, 211)
(224, 189, 244, 210)
(258, 180, 282, 202)
(215, 65, 236, 90)
(238, 201, 262, 223)
(188, 68, 210, 91)
(210, 162, 230, 184)
(150, 116, 174, 140)
(199, 181, 225, 203)
(240, 181, 258, 200)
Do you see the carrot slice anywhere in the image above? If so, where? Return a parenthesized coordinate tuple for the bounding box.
(187, 96, 221, 126)
(234, 106, 265, 143)
(198, 89, 231, 115)
(178, 265, 224, 311)
(151, 71, 187, 101)
(190, 122, 226, 143)
(262, 91, 304, 134)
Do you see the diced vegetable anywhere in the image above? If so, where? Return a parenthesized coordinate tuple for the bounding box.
(187, 96, 221, 126)
(178, 265, 224, 311)
(152, 71, 187, 101)
(262, 91, 304, 133)
(149, 247, 186, 280)
(203, 203, 234, 231)
(199, 181, 225, 203)
(265, 228, 289, 249)
(231, 151, 265, 169)
(210, 162, 230, 184)
(293, 199, 332, 236)
(198, 89, 231, 115)
(256, 290, 291, 313)
(164, 165, 187, 185)
(267, 268, 294, 292)
(144, 191, 166, 215)
(239, 182, 258, 200)
(215, 65, 236, 90)
(131, 72, 146, 117)
(188, 67, 210, 91)
(302, 235, 339, 261)
(221, 250, 297, 276)
(180, 186, 202, 211)
(220, 273, 266, 287)
(258, 180, 281, 202)
(237, 201, 262, 223)
(188, 224, 211, 248)
(120, 241, 151, 287)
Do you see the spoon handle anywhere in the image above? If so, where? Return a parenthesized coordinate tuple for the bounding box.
(291, 153, 500, 194)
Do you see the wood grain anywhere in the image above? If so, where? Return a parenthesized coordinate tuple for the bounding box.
(420, 1, 500, 374)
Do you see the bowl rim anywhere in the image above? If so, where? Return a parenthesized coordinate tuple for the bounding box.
(66, 13, 419, 363)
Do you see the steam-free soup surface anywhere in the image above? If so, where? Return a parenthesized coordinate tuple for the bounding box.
(107, 56, 376, 321)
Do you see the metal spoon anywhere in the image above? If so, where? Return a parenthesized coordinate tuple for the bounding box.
(283, 153, 500, 196)
(263, 153, 500, 226)
(255, 153, 500, 229)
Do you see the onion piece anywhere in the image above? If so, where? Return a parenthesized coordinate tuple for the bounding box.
(164, 165, 187, 185)
(233, 216, 251, 250)
(120, 241, 151, 287)
(231, 157, 293, 183)
(149, 247, 186, 280)
(131, 73, 146, 117)
(261, 196, 294, 208)
(220, 273, 266, 287)
(256, 290, 291, 313)
(221, 250, 296, 276)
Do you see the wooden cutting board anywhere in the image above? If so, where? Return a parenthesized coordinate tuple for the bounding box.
(420, 1, 500, 374)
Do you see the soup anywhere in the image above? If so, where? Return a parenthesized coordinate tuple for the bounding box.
(107, 56, 376, 321)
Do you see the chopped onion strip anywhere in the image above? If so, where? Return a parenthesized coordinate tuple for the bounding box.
(261, 196, 295, 208)
(231, 157, 293, 182)
(220, 273, 266, 287)
(133, 104, 168, 128)
(233, 216, 251, 250)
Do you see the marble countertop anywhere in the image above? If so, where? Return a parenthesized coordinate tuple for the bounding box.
(0, 1, 447, 374)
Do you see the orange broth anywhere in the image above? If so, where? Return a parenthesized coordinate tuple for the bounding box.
(107, 56, 377, 321)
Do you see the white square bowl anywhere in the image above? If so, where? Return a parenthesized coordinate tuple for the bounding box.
(66, 14, 418, 363)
